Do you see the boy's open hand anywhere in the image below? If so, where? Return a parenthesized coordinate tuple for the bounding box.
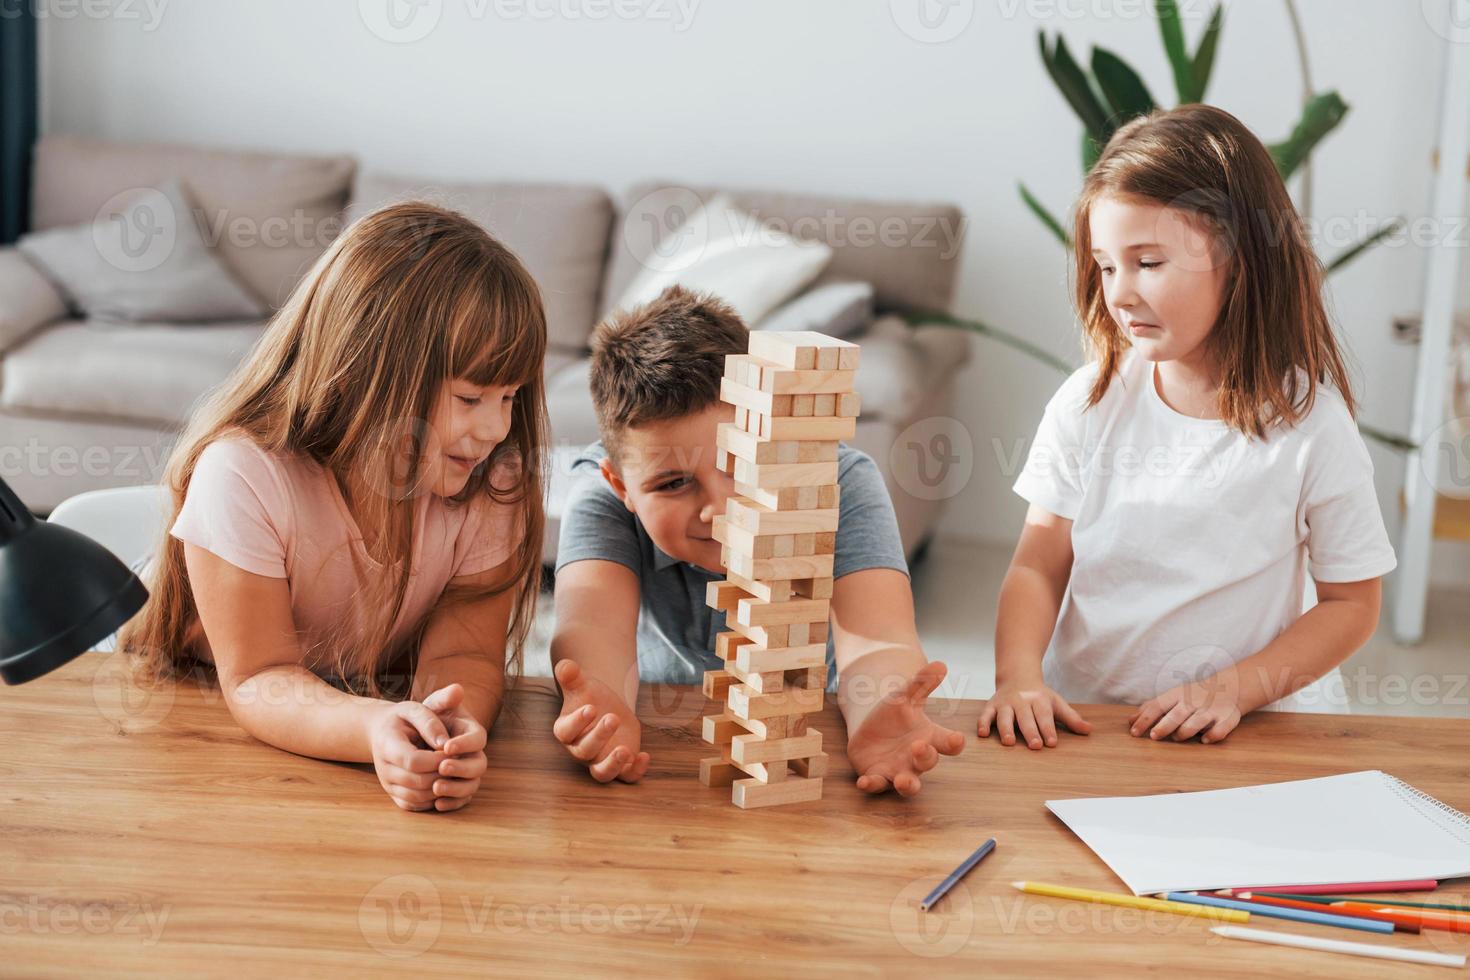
(978, 676, 1092, 749)
(552, 660, 650, 784)
(421, 683, 489, 811)
(1129, 676, 1241, 744)
(846, 661, 965, 797)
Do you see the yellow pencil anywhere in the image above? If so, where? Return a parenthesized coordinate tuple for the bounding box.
(1011, 881, 1251, 923)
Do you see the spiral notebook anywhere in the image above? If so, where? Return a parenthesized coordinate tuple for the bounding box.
(1045, 770, 1470, 896)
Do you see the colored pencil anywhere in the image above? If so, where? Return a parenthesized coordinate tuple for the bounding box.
(1230, 879, 1437, 895)
(1159, 892, 1393, 935)
(1210, 925, 1467, 969)
(1232, 892, 1420, 933)
(920, 839, 996, 911)
(1336, 896, 1470, 914)
(1330, 901, 1470, 935)
(1011, 882, 1249, 923)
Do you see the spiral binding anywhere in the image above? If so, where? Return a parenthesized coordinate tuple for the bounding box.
(1385, 772, 1470, 850)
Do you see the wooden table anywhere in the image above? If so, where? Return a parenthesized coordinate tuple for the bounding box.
(4, 653, 1469, 978)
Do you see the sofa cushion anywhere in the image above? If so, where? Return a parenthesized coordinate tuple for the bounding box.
(1, 319, 266, 427)
(18, 179, 266, 324)
(754, 280, 874, 338)
(0, 247, 67, 354)
(602, 183, 965, 319)
(348, 174, 613, 353)
(31, 135, 356, 310)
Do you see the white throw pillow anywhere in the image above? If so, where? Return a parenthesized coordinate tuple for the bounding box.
(614, 193, 832, 324)
(18, 178, 266, 324)
(755, 280, 874, 338)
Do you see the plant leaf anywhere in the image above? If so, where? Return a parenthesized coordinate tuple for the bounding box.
(1082, 130, 1102, 174)
(1192, 5, 1224, 102)
(1269, 91, 1349, 180)
(1156, 0, 1196, 103)
(1038, 31, 1111, 140)
(1092, 47, 1156, 121)
(1326, 218, 1402, 274)
(1019, 182, 1073, 247)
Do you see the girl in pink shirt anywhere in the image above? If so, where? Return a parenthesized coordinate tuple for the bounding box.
(120, 202, 549, 813)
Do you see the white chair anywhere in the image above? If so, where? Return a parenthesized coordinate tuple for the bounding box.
(47, 485, 170, 570)
(47, 485, 170, 653)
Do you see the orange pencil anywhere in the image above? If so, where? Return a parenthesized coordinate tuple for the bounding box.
(1235, 893, 1420, 933)
(1330, 901, 1470, 935)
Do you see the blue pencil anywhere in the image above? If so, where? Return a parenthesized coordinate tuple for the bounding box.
(921, 838, 996, 911)
(1159, 891, 1394, 935)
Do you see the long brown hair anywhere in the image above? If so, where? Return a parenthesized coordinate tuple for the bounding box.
(120, 202, 549, 696)
(1071, 103, 1355, 438)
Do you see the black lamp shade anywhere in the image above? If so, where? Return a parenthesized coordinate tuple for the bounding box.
(0, 477, 148, 684)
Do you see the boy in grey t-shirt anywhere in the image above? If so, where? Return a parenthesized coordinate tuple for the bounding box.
(551, 285, 964, 797)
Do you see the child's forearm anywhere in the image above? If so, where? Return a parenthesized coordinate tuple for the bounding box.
(549, 626, 640, 708)
(413, 651, 507, 734)
(836, 645, 929, 734)
(226, 665, 391, 764)
(1218, 597, 1378, 714)
(994, 564, 1063, 684)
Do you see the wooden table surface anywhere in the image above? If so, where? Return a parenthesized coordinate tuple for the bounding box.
(4, 652, 1469, 978)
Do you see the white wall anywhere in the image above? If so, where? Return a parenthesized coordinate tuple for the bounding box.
(36, 0, 1470, 582)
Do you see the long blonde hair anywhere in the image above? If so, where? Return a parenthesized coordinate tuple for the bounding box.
(120, 202, 549, 696)
(1072, 104, 1355, 438)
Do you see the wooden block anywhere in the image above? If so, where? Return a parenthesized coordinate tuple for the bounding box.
(730, 729, 822, 765)
(734, 405, 749, 431)
(702, 669, 734, 700)
(808, 621, 829, 644)
(747, 331, 857, 370)
(724, 568, 793, 603)
(736, 643, 825, 673)
(837, 346, 860, 370)
(716, 520, 799, 561)
(757, 367, 857, 396)
(732, 774, 823, 809)
(813, 531, 836, 553)
(792, 532, 815, 556)
(812, 393, 836, 417)
(727, 617, 789, 649)
(705, 580, 752, 614)
(736, 483, 835, 512)
(726, 659, 785, 694)
(725, 683, 823, 721)
(789, 752, 829, 779)
(726, 551, 835, 583)
(741, 713, 798, 739)
(717, 423, 837, 466)
(726, 498, 838, 535)
(735, 461, 840, 490)
(734, 756, 788, 784)
(699, 755, 739, 787)
(789, 665, 827, 691)
(735, 596, 831, 628)
(714, 446, 736, 476)
(757, 414, 856, 442)
(787, 621, 811, 646)
(720, 378, 792, 418)
(791, 394, 814, 417)
(815, 346, 839, 371)
(794, 577, 833, 600)
(836, 392, 861, 417)
(714, 631, 754, 662)
(702, 711, 747, 745)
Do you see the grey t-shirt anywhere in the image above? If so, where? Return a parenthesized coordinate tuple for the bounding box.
(555, 441, 909, 687)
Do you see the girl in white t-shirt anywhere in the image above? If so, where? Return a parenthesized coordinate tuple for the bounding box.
(980, 104, 1396, 749)
(119, 202, 549, 811)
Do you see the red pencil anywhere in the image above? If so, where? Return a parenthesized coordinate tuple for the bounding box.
(1231, 892, 1421, 933)
(1234, 879, 1437, 895)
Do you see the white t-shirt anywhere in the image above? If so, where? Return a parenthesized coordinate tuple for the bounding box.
(1012, 350, 1397, 712)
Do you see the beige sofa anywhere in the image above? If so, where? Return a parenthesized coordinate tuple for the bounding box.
(1, 135, 971, 560)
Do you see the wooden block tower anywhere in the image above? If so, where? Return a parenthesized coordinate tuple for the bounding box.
(698, 331, 860, 809)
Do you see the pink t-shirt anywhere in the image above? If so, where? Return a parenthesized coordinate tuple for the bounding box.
(170, 435, 522, 671)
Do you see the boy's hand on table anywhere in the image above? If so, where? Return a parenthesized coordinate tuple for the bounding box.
(1129, 676, 1242, 744)
(421, 683, 489, 812)
(552, 660, 650, 784)
(977, 677, 1092, 749)
(846, 661, 965, 797)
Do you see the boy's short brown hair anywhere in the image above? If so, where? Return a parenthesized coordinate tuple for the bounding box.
(589, 285, 748, 460)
